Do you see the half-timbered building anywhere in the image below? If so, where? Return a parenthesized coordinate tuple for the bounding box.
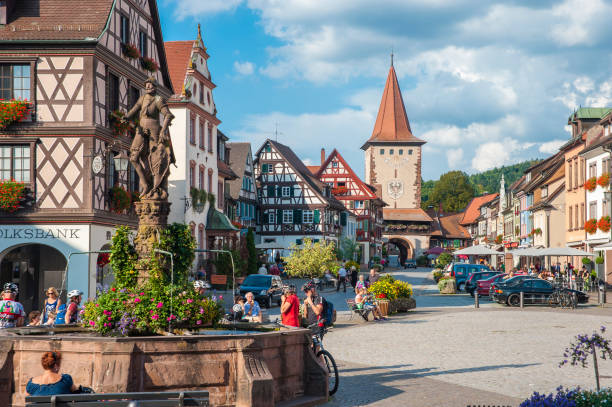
(254, 139, 346, 251)
(314, 148, 385, 264)
(227, 142, 258, 229)
(0, 0, 172, 310)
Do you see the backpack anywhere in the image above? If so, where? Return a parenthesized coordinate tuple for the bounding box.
(321, 297, 336, 327)
(55, 304, 67, 325)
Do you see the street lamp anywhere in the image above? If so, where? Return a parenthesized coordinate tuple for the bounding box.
(112, 150, 130, 172)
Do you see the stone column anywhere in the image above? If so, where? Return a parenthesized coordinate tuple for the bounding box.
(133, 199, 171, 284)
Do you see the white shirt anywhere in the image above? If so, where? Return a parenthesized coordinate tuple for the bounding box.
(338, 267, 347, 277)
(258, 266, 268, 275)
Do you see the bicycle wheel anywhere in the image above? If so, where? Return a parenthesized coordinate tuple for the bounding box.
(317, 349, 339, 396)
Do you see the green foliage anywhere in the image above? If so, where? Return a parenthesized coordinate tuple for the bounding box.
(596, 256, 605, 265)
(437, 276, 456, 291)
(420, 179, 436, 206)
(582, 257, 592, 266)
(284, 238, 337, 278)
(431, 269, 444, 282)
(81, 285, 223, 336)
(416, 255, 429, 266)
(339, 237, 359, 261)
(344, 260, 360, 270)
(110, 226, 138, 289)
(572, 388, 612, 407)
(214, 246, 246, 277)
(369, 274, 412, 300)
(423, 171, 474, 212)
(155, 223, 196, 286)
(246, 228, 258, 275)
(436, 252, 453, 268)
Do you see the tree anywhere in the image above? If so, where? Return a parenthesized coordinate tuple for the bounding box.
(339, 237, 358, 261)
(436, 252, 453, 268)
(425, 171, 475, 212)
(246, 228, 258, 275)
(283, 238, 337, 278)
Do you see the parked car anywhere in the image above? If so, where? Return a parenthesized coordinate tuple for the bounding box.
(450, 263, 491, 292)
(492, 278, 589, 306)
(477, 273, 508, 297)
(465, 271, 502, 296)
(238, 275, 284, 308)
(489, 274, 531, 299)
(404, 259, 417, 269)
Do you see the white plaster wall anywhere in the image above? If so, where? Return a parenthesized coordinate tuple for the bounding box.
(586, 152, 609, 243)
(367, 145, 420, 209)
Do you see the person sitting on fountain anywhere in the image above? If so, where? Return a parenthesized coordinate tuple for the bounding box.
(26, 351, 80, 396)
(243, 292, 262, 323)
(194, 280, 210, 298)
(27, 311, 41, 326)
(64, 290, 82, 325)
(44, 311, 57, 326)
(0, 283, 25, 328)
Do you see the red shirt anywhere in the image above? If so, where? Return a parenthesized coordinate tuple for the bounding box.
(281, 294, 300, 327)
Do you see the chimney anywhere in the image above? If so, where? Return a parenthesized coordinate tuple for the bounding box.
(320, 148, 325, 165)
(0, 0, 16, 25)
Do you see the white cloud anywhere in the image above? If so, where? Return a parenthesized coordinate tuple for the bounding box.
(170, 0, 243, 19)
(539, 139, 566, 155)
(447, 148, 463, 168)
(234, 61, 255, 75)
(471, 140, 535, 172)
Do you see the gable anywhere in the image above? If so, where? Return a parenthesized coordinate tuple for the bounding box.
(318, 149, 377, 199)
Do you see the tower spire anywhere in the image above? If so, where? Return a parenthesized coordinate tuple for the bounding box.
(390, 48, 394, 67)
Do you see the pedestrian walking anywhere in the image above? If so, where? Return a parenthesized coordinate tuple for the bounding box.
(350, 266, 358, 291)
(337, 264, 347, 292)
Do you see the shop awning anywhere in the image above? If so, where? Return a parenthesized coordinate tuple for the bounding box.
(453, 245, 500, 256)
(538, 247, 595, 257)
(255, 242, 286, 250)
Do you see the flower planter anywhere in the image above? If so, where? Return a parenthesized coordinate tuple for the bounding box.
(438, 278, 456, 294)
(389, 297, 415, 313)
(377, 299, 389, 316)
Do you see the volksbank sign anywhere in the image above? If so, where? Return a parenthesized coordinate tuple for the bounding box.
(0, 227, 82, 240)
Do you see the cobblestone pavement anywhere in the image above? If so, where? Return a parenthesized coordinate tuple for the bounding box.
(321, 268, 612, 406)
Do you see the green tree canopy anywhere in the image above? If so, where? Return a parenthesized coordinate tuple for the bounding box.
(425, 171, 475, 213)
(283, 238, 337, 278)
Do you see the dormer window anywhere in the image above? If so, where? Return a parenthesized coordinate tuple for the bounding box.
(332, 161, 338, 168)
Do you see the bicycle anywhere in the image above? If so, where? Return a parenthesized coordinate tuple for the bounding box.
(307, 321, 339, 396)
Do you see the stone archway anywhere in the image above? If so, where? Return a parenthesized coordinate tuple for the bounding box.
(0, 244, 67, 313)
(388, 237, 414, 266)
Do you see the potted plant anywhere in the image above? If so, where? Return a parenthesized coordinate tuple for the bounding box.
(585, 218, 598, 234)
(596, 256, 604, 265)
(598, 215, 610, 233)
(108, 110, 130, 137)
(0, 180, 26, 212)
(437, 276, 456, 294)
(0, 99, 29, 129)
(598, 173, 610, 188)
(110, 186, 131, 214)
(121, 43, 140, 59)
(585, 177, 597, 191)
(141, 57, 159, 72)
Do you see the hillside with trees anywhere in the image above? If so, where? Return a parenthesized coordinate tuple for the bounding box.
(421, 159, 541, 212)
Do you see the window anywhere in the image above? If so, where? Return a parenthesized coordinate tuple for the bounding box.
(108, 73, 119, 112)
(303, 210, 314, 223)
(207, 92, 211, 106)
(389, 149, 394, 155)
(208, 172, 212, 193)
(604, 199, 609, 218)
(399, 149, 403, 155)
(0, 145, 30, 182)
(199, 121, 204, 148)
(108, 153, 118, 188)
(568, 162, 573, 190)
(580, 158, 585, 185)
(130, 164, 139, 193)
(575, 204, 579, 230)
(218, 182, 223, 208)
(208, 124, 213, 152)
(408, 149, 413, 155)
(332, 161, 338, 168)
(541, 186, 548, 198)
(0, 64, 30, 100)
(128, 86, 140, 108)
(199, 82, 204, 104)
(380, 149, 384, 155)
(525, 172, 531, 183)
(198, 225, 204, 250)
(580, 203, 585, 227)
(589, 162, 597, 178)
(574, 159, 579, 188)
(199, 166, 204, 189)
(120, 14, 129, 44)
(261, 163, 274, 174)
(189, 117, 196, 144)
(189, 162, 195, 188)
(283, 210, 293, 224)
(138, 31, 147, 57)
(355, 200, 364, 208)
(590, 201, 597, 219)
(604, 158, 610, 175)
(281, 186, 291, 197)
(268, 210, 276, 224)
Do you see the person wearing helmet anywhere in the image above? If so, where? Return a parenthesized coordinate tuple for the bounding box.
(280, 284, 300, 327)
(301, 282, 323, 326)
(0, 282, 25, 328)
(193, 280, 209, 298)
(65, 290, 82, 324)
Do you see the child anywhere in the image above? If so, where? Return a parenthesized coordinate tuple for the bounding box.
(27, 311, 41, 326)
(44, 311, 56, 326)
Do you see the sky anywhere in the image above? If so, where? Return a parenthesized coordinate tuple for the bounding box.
(158, 0, 612, 181)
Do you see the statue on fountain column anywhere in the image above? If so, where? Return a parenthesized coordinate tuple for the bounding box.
(123, 77, 175, 200)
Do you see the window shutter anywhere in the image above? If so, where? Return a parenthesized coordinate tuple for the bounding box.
(290, 186, 294, 197)
(276, 186, 281, 197)
(267, 185, 275, 197)
(340, 212, 347, 226)
(262, 163, 268, 173)
(263, 212, 269, 223)
(277, 209, 282, 223)
(294, 209, 302, 224)
(314, 209, 320, 223)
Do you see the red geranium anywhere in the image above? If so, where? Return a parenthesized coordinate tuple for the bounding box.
(0, 179, 25, 212)
(598, 216, 611, 233)
(598, 173, 610, 188)
(585, 177, 597, 191)
(376, 293, 386, 299)
(0, 99, 29, 129)
(585, 218, 598, 234)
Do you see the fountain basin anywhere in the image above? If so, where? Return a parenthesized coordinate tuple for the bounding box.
(0, 325, 328, 407)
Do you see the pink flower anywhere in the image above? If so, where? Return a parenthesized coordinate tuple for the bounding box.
(199, 307, 204, 314)
(107, 316, 112, 321)
(95, 304, 100, 307)
(196, 320, 202, 325)
(134, 298, 141, 303)
(166, 314, 176, 321)
(140, 292, 144, 296)
(219, 295, 223, 300)
(156, 302, 163, 308)
(187, 298, 193, 304)
(122, 301, 126, 304)
(89, 321, 95, 326)
(151, 314, 159, 320)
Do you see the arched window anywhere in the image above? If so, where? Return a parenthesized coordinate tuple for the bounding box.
(199, 165, 205, 189)
(208, 124, 213, 153)
(208, 168, 213, 194)
(189, 222, 196, 238)
(198, 224, 205, 250)
(189, 160, 196, 188)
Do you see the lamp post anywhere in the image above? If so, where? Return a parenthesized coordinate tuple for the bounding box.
(112, 150, 130, 172)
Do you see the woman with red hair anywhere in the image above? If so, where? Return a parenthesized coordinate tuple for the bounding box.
(26, 351, 79, 396)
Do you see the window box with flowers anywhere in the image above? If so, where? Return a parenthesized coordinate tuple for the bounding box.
(140, 57, 159, 72)
(598, 216, 610, 233)
(529, 228, 542, 237)
(585, 177, 597, 192)
(331, 186, 348, 195)
(108, 110, 131, 137)
(585, 218, 598, 234)
(598, 173, 610, 188)
(0, 180, 26, 212)
(110, 186, 132, 214)
(0, 99, 30, 130)
(121, 43, 140, 59)
(495, 235, 503, 244)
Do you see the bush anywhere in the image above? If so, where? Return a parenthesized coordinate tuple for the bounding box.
(344, 260, 360, 270)
(596, 256, 604, 265)
(416, 255, 428, 267)
(369, 274, 413, 300)
(582, 257, 592, 266)
(432, 270, 443, 282)
(372, 263, 383, 272)
(436, 252, 453, 268)
(520, 387, 612, 407)
(437, 276, 455, 291)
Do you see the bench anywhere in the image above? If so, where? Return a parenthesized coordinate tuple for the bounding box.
(210, 274, 227, 289)
(26, 391, 210, 406)
(346, 299, 371, 322)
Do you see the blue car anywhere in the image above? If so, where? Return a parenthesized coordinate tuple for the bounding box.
(450, 263, 491, 292)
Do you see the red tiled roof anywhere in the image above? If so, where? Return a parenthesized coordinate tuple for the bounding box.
(217, 160, 238, 180)
(365, 64, 425, 146)
(0, 0, 114, 41)
(459, 193, 498, 226)
(383, 208, 432, 222)
(306, 165, 320, 175)
(439, 213, 471, 239)
(164, 41, 194, 97)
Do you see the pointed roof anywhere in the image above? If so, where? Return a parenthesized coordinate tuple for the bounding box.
(362, 63, 425, 149)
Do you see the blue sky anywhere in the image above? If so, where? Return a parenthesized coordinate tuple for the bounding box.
(158, 0, 612, 181)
